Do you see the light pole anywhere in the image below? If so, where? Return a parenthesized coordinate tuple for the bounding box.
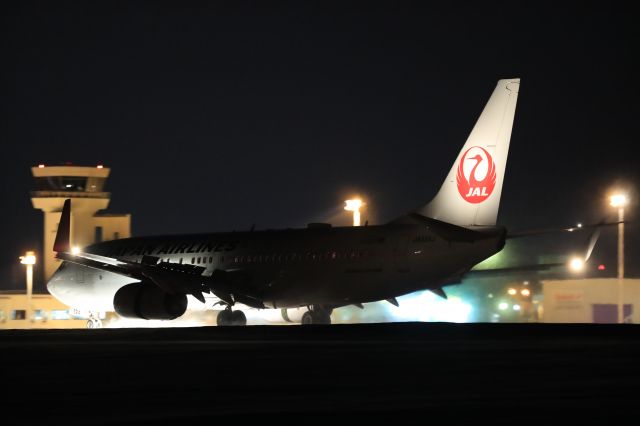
(610, 194, 627, 324)
(344, 198, 364, 226)
(19, 251, 36, 323)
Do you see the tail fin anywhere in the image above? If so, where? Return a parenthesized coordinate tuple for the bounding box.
(53, 199, 71, 253)
(418, 78, 520, 228)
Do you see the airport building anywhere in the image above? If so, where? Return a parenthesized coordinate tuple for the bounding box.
(0, 164, 132, 329)
(0, 291, 99, 329)
(31, 164, 131, 281)
(542, 278, 640, 323)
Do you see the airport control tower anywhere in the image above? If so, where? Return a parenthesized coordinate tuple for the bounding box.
(31, 164, 131, 281)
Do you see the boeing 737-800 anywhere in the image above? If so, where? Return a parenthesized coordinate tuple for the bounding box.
(48, 78, 523, 326)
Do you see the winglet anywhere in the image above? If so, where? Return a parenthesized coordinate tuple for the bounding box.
(53, 199, 71, 253)
(584, 227, 601, 262)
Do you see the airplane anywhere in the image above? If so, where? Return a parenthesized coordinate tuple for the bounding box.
(46, 77, 581, 327)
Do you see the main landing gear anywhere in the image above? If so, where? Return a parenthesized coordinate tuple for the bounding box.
(301, 305, 332, 325)
(216, 307, 247, 326)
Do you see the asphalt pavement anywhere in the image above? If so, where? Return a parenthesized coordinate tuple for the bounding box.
(2, 322, 640, 424)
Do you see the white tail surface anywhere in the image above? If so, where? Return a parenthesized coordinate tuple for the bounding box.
(419, 78, 520, 228)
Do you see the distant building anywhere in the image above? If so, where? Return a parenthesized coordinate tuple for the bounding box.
(31, 164, 131, 282)
(542, 278, 640, 323)
(0, 291, 99, 329)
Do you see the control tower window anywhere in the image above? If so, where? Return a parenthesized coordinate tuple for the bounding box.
(35, 177, 107, 192)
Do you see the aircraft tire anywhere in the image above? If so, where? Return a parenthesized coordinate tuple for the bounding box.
(86, 319, 102, 329)
(301, 311, 331, 325)
(217, 310, 233, 326)
(301, 311, 314, 325)
(231, 310, 247, 326)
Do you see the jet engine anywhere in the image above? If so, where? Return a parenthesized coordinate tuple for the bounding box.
(113, 282, 187, 320)
(280, 307, 309, 323)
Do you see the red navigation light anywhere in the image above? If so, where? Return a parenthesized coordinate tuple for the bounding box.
(598, 264, 606, 271)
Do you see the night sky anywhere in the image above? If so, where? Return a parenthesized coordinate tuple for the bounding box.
(1, 1, 638, 290)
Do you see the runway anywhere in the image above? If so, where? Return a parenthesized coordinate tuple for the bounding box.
(2, 322, 640, 424)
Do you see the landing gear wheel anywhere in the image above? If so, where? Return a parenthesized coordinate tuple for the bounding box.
(231, 310, 247, 326)
(217, 309, 247, 326)
(301, 311, 314, 325)
(86, 318, 102, 329)
(301, 310, 332, 325)
(217, 309, 233, 326)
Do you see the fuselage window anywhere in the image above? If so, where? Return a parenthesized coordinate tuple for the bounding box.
(179, 258, 183, 264)
(191, 258, 195, 264)
(209, 256, 213, 263)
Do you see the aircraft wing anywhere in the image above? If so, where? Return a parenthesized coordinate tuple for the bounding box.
(465, 262, 565, 277)
(53, 199, 265, 308)
(507, 220, 621, 238)
(462, 222, 603, 278)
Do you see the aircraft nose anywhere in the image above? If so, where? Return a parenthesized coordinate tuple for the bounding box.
(46, 280, 57, 295)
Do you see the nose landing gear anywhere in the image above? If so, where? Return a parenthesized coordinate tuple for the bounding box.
(216, 308, 247, 326)
(86, 312, 102, 329)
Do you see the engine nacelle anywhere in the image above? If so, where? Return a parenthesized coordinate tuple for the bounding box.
(113, 282, 187, 320)
(280, 307, 307, 323)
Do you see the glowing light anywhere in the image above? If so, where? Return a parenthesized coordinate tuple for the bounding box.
(71, 246, 81, 255)
(577, 223, 582, 228)
(513, 304, 521, 311)
(610, 194, 627, 208)
(498, 302, 509, 310)
(38, 164, 45, 168)
(521, 288, 531, 297)
(377, 291, 472, 323)
(19, 251, 36, 265)
(569, 257, 584, 272)
(344, 198, 364, 226)
(598, 264, 606, 271)
(507, 288, 517, 295)
(97, 165, 104, 169)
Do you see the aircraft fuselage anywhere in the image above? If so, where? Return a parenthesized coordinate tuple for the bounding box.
(52, 223, 504, 311)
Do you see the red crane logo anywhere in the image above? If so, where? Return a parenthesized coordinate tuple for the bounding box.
(456, 146, 497, 204)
